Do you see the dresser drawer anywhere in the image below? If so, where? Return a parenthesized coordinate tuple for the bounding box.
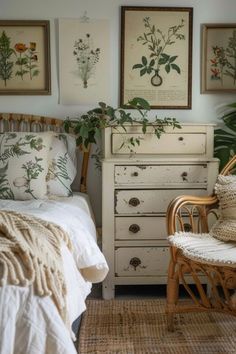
(115, 216, 167, 240)
(112, 133, 206, 155)
(114, 164, 208, 185)
(115, 247, 170, 276)
(115, 189, 206, 214)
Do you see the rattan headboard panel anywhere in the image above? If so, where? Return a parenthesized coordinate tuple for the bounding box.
(0, 113, 64, 133)
(0, 113, 89, 193)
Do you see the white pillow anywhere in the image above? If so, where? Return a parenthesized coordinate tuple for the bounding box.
(0, 132, 52, 200)
(209, 174, 236, 242)
(46, 133, 77, 196)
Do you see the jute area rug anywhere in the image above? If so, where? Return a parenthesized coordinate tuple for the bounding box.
(78, 299, 236, 354)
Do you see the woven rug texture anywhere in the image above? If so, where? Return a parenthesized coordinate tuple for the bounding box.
(78, 299, 236, 354)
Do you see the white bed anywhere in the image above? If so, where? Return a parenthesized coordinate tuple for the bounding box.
(0, 193, 108, 354)
(0, 114, 108, 353)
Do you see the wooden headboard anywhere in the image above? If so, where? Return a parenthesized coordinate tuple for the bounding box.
(0, 113, 90, 193)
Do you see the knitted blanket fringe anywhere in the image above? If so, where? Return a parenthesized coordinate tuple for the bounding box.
(0, 210, 72, 323)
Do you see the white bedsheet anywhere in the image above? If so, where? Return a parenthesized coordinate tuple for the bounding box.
(0, 193, 108, 354)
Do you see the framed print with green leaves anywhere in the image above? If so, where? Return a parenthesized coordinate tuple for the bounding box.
(120, 6, 193, 109)
(201, 23, 236, 93)
(0, 20, 51, 95)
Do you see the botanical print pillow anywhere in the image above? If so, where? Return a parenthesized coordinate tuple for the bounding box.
(0, 132, 52, 200)
(46, 134, 77, 197)
(209, 174, 236, 242)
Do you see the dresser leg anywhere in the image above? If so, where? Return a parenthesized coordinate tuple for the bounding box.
(102, 281, 115, 299)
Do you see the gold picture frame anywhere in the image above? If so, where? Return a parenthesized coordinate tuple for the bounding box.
(120, 6, 193, 109)
(0, 20, 51, 95)
(201, 23, 236, 93)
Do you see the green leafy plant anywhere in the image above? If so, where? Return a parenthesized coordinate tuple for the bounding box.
(210, 30, 236, 86)
(47, 153, 73, 196)
(14, 42, 40, 80)
(0, 31, 15, 86)
(73, 33, 100, 88)
(214, 102, 236, 170)
(64, 97, 181, 162)
(132, 17, 185, 87)
(20, 157, 44, 199)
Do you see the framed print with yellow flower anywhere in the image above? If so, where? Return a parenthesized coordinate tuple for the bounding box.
(201, 23, 236, 93)
(0, 20, 51, 95)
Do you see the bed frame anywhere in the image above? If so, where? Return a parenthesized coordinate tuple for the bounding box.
(0, 113, 90, 193)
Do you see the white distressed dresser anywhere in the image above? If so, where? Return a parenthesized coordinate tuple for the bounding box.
(102, 123, 219, 299)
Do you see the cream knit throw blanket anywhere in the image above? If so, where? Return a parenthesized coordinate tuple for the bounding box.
(0, 210, 72, 323)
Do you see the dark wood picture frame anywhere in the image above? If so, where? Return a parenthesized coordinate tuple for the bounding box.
(0, 20, 51, 95)
(201, 23, 236, 93)
(120, 6, 193, 109)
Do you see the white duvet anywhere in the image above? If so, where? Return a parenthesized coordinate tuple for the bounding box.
(0, 193, 108, 354)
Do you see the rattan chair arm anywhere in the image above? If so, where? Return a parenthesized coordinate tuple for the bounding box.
(167, 194, 218, 235)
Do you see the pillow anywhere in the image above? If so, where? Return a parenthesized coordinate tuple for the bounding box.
(46, 133, 77, 197)
(0, 132, 52, 200)
(209, 174, 236, 241)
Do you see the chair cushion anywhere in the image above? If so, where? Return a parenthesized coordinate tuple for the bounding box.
(168, 232, 236, 267)
(209, 174, 236, 242)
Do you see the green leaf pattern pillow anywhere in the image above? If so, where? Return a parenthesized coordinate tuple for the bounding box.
(0, 132, 52, 200)
(46, 134, 77, 197)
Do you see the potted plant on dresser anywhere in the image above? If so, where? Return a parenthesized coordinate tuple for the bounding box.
(63, 97, 181, 157)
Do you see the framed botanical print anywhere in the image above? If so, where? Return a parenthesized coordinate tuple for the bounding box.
(0, 20, 51, 95)
(201, 23, 236, 93)
(120, 6, 193, 109)
(58, 18, 110, 104)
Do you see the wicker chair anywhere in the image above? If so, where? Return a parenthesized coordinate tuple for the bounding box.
(166, 155, 236, 331)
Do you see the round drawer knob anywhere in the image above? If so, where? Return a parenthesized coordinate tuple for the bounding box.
(129, 224, 140, 233)
(132, 172, 139, 177)
(129, 257, 141, 270)
(129, 197, 140, 207)
(178, 136, 184, 141)
(181, 171, 188, 181)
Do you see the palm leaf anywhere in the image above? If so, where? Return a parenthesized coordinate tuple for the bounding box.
(214, 102, 236, 168)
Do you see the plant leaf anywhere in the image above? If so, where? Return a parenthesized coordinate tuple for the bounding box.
(169, 55, 178, 63)
(149, 59, 155, 67)
(141, 56, 148, 65)
(132, 64, 143, 69)
(165, 64, 170, 73)
(171, 63, 181, 74)
(140, 68, 147, 76)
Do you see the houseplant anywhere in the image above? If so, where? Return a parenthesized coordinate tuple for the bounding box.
(214, 101, 236, 170)
(64, 97, 181, 155)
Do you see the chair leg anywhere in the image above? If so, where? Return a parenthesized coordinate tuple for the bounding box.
(166, 262, 179, 332)
(167, 313, 175, 332)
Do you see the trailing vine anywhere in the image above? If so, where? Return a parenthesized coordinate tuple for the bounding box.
(64, 97, 181, 168)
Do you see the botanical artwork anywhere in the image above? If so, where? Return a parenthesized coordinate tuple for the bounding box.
(120, 7, 193, 109)
(209, 31, 236, 86)
(59, 18, 110, 105)
(0, 31, 39, 86)
(0, 133, 46, 200)
(0, 21, 50, 95)
(202, 24, 236, 92)
(132, 17, 185, 87)
(47, 152, 73, 196)
(73, 33, 100, 89)
(46, 134, 76, 197)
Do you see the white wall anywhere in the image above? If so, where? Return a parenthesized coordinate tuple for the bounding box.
(1, 0, 236, 225)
